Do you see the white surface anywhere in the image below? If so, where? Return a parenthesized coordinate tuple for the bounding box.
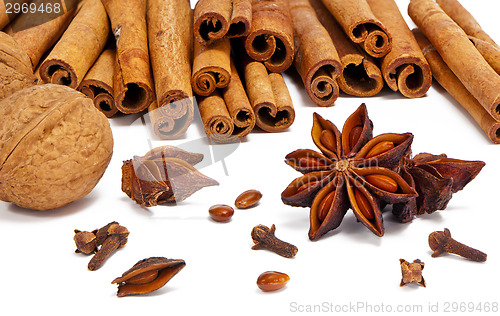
(0, 1, 498, 315)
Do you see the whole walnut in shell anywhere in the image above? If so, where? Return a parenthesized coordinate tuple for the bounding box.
(0, 84, 113, 210)
(0, 32, 36, 100)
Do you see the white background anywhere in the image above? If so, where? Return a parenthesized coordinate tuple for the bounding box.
(0, 0, 498, 315)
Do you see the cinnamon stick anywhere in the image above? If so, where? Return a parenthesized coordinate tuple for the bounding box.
(413, 28, 500, 144)
(319, 0, 392, 58)
(193, 0, 251, 45)
(436, 0, 497, 48)
(38, 0, 109, 89)
(409, 0, 500, 121)
(244, 0, 294, 73)
(79, 47, 117, 117)
(8, 0, 78, 69)
(147, 0, 193, 139)
(367, 0, 431, 98)
(289, 0, 341, 107)
(102, 0, 153, 114)
(198, 58, 255, 142)
(236, 48, 294, 132)
(309, 0, 383, 97)
(0, 0, 33, 30)
(191, 38, 231, 97)
(468, 36, 500, 75)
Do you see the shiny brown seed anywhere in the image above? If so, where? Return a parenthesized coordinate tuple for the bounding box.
(209, 204, 234, 222)
(320, 130, 336, 152)
(126, 270, 159, 285)
(257, 271, 290, 292)
(365, 141, 395, 159)
(235, 190, 262, 209)
(365, 174, 398, 193)
(318, 190, 336, 222)
(297, 156, 327, 168)
(354, 190, 374, 220)
(349, 126, 363, 149)
(296, 180, 320, 193)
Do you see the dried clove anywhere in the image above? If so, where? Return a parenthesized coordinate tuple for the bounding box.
(251, 224, 298, 258)
(74, 221, 129, 271)
(428, 228, 487, 262)
(74, 230, 98, 255)
(400, 259, 426, 287)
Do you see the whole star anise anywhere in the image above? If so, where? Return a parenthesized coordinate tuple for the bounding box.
(281, 104, 417, 240)
(393, 153, 485, 222)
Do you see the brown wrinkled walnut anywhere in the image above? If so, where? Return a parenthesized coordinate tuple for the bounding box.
(0, 84, 113, 210)
(0, 32, 36, 100)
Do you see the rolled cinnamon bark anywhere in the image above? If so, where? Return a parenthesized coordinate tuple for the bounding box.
(193, 0, 251, 45)
(198, 58, 255, 142)
(367, 0, 431, 98)
(237, 51, 294, 132)
(147, 0, 194, 139)
(8, 0, 78, 69)
(409, 0, 500, 121)
(192, 38, 231, 97)
(289, 0, 341, 107)
(39, 0, 109, 89)
(244, 0, 294, 73)
(319, 0, 392, 58)
(436, 0, 497, 48)
(468, 36, 500, 75)
(102, 0, 153, 114)
(413, 29, 500, 144)
(79, 47, 117, 117)
(309, 0, 383, 97)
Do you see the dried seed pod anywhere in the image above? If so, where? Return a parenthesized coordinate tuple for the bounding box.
(235, 189, 263, 209)
(112, 257, 186, 297)
(257, 271, 290, 292)
(0, 85, 113, 210)
(399, 259, 426, 287)
(209, 204, 234, 222)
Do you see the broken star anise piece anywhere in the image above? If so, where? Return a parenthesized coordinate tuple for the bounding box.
(281, 104, 417, 240)
(121, 146, 218, 207)
(392, 153, 485, 222)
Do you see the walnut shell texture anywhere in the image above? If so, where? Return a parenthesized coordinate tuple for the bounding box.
(0, 32, 36, 100)
(0, 84, 113, 210)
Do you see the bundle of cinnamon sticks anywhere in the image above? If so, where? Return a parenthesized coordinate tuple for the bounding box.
(409, 0, 500, 143)
(1, 0, 497, 144)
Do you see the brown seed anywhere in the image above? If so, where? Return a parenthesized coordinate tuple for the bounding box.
(318, 190, 336, 222)
(257, 271, 290, 292)
(354, 190, 374, 220)
(297, 156, 327, 168)
(209, 204, 234, 222)
(235, 190, 262, 209)
(126, 270, 159, 285)
(365, 174, 398, 193)
(320, 130, 336, 152)
(349, 126, 363, 149)
(365, 141, 395, 159)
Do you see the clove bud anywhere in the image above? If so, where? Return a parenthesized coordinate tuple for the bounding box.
(251, 224, 298, 258)
(428, 228, 487, 262)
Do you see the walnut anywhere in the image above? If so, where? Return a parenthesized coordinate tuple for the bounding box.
(0, 84, 113, 210)
(0, 32, 36, 100)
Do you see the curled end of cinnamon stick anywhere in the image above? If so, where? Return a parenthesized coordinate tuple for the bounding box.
(80, 81, 118, 118)
(115, 82, 153, 114)
(338, 56, 384, 97)
(383, 58, 432, 98)
(349, 22, 392, 58)
(306, 62, 342, 107)
(39, 60, 78, 89)
(149, 97, 194, 140)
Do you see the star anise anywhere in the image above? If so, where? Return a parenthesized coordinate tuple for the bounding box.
(281, 104, 417, 240)
(393, 153, 485, 222)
